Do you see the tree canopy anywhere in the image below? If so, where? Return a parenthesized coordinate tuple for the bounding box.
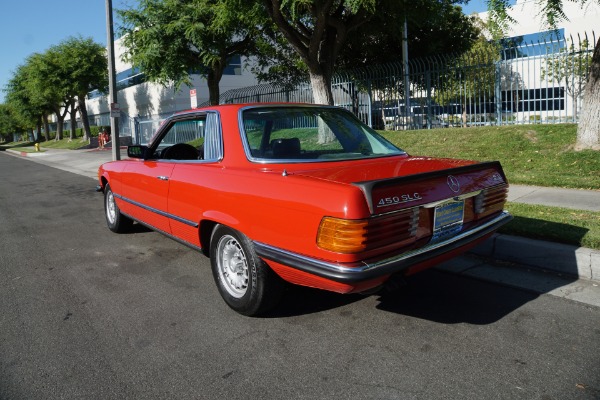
(118, 0, 263, 105)
(2, 36, 107, 142)
(253, 0, 478, 91)
(257, 0, 477, 105)
(0, 103, 21, 141)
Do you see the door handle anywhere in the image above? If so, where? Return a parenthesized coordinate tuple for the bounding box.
(157, 176, 169, 181)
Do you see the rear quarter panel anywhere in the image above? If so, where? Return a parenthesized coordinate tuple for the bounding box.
(167, 163, 370, 263)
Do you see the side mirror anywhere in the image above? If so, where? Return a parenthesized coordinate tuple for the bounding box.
(127, 145, 148, 159)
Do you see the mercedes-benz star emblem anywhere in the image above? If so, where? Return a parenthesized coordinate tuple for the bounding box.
(447, 175, 460, 193)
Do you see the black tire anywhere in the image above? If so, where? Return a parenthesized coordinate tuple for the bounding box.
(210, 225, 284, 316)
(104, 183, 133, 233)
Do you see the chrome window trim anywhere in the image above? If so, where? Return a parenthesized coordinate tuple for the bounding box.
(150, 110, 224, 163)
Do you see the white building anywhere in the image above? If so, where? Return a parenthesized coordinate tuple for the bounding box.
(479, 0, 598, 123)
(85, 37, 259, 121)
(491, 0, 599, 38)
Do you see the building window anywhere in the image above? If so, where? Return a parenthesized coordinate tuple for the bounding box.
(223, 55, 242, 75)
(501, 29, 565, 60)
(502, 87, 565, 112)
(88, 56, 243, 98)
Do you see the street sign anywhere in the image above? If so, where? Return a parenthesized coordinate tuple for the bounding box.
(190, 89, 198, 108)
(110, 102, 120, 118)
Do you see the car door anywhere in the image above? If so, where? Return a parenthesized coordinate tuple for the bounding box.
(121, 160, 175, 234)
(167, 112, 222, 248)
(120, 115, 204, 234)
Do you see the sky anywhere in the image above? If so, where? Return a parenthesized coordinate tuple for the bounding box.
(0, 0, 499, 104)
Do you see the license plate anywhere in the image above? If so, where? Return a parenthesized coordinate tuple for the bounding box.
(431, 200, 464, 242)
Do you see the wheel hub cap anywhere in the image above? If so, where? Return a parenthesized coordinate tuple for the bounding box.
(218, 236, 249, 298)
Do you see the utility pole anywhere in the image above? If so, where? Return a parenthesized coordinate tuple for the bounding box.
(105, 0, 120, 160)
(402, 16, 410, 122)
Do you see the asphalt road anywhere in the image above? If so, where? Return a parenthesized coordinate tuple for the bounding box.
(1, 152, 599, 400)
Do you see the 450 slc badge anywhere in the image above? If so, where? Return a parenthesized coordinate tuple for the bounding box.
(377, 192, 422, 208)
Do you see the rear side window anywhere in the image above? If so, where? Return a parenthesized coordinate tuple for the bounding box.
(151, 112, 222, 161)
(241, 106, 404, 162)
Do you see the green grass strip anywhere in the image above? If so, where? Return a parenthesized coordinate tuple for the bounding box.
(500, 202, 600, 250)
(380, 124, 600, 190)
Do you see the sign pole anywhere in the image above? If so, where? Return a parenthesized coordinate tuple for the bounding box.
(106, 0, 120, 160)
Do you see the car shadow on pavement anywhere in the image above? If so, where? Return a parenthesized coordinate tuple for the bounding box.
(373, 269, 541, 325)
(268, 285, 367, 317)
(269, 268, 545, 323)
(128, 223, 154, 234)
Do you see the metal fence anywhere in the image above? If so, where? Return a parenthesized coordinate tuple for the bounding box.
(78, 30, 595, 145)
(48, 111, 136, 139)
(214, 31, 596, 130)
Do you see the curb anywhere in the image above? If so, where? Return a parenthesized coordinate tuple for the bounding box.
(4, 148, 47, 157)
(471, 234, 600, 282)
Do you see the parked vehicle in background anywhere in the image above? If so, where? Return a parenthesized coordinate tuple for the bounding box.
(97, 103, 512, 316)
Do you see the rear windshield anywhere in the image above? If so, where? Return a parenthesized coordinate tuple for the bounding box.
(240, 106, 405, 162)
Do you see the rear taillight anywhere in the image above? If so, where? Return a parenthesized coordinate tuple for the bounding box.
(317, 208, 419, 254)
(474, 184, 509, 214)
(317, 217, 369, 253)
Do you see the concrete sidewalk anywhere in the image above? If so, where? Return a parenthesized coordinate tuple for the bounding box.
(3, 146, 600, 284)
(508, 184, 600, 212)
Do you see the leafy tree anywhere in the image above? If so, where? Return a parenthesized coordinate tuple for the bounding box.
(118, 0, 261, 105)
(27, 49, 73, 141)
(338, 0, 477, 69)
(4, 37, 105, 142)
(57, 37, 108, 141)
(260, 0, 378, 105)
(4, 61, 51, 141)
(253, 1, 477, 90)
(11, 37, 106, 142)
(0, 103, 20, 142)
(433, 16, 501, 127)
(486, 0, 600, 150)
(541, 38, 593, 120)
(338, 0, 479, 119)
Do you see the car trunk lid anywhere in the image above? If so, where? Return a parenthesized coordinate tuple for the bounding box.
(291, 156, 507, 214)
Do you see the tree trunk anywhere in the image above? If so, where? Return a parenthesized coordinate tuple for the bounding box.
(576, 37, 600, 150)
(207, 66, 223, 106)
(42, 113, 50, 142)
(307, 69, 334, 143)
(54, 104, 69, 141)
(36, 120, 42, 142)
(69, 101, 77, 141)
(55, 118, 64, 141)
(309, 70, 334, 106)
(78, 97, 91, 141)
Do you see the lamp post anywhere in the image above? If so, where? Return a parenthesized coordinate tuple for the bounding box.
(402, 16, 410, 122)
(105, 0, 120, 160)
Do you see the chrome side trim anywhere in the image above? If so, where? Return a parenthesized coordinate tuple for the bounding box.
(113, 193, 199, 228)
(254, 211, 512, 283)
(120, 209, 203, 253)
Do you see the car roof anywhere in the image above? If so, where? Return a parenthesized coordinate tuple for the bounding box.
(172, 102, 329, 115)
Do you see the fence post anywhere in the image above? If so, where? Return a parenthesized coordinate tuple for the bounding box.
(367, 78, 373, 128)
(495, 61, 502, 126)
(426, 71, 432, 129)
